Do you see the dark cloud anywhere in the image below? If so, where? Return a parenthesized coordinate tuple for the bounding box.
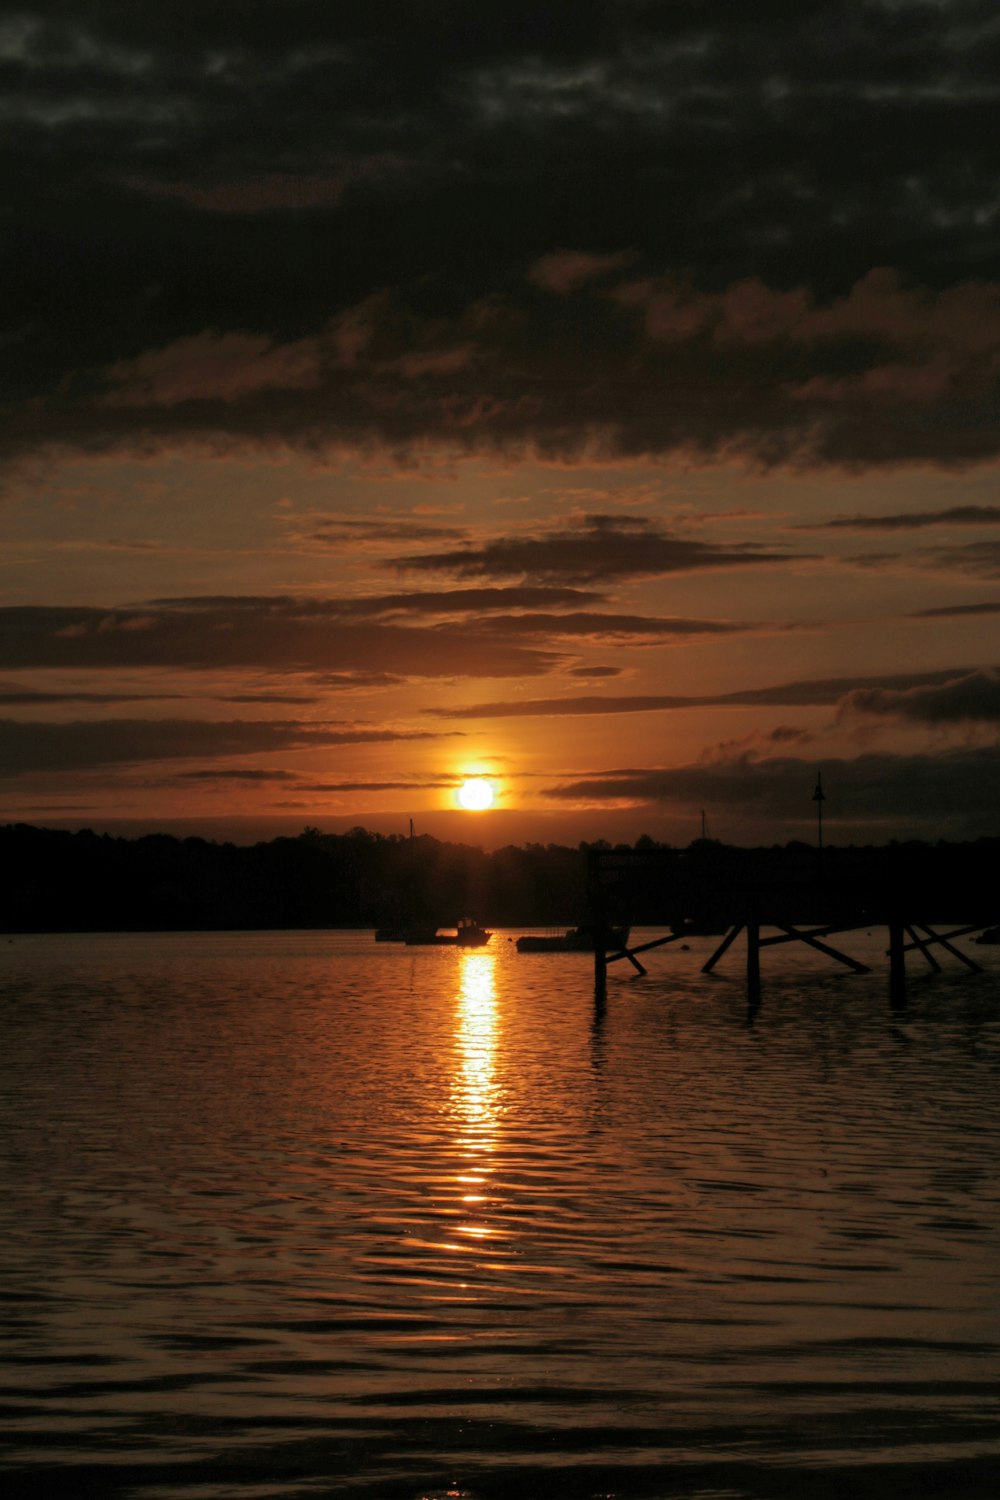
(8, 262, 1000, 474)
(146, 587, 607, 616)
(216, 692, 324, 704)
(298, 517, 469, 549)
(425, 666, 987, 719)
(0, 687, 183, 705)
(6, 5, 1000, 472)
(796, 506, 1000, 531)
(177, 768, 299, 782)
(0, 600, 561, 679)
(917, 541, 1000, 579)
(910, 601, 1000, 619)
(393, 516, 802, 584)
(0, 717, 452, 777)
(842, 668, 1000, 724)
(0, 593, 751, 687)
(295, 779, 453, 793)
(541, 745, 1000, 829)
(308, 674, 405, 691)
(297, 586, 609, 617)
(457, 611, 752, 641)
(701, 726, 816, 762)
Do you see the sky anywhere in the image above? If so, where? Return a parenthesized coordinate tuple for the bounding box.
(2, 0, 1000, 849)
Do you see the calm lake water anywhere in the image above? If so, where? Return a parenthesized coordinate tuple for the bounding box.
(2, 928, 999, 1500)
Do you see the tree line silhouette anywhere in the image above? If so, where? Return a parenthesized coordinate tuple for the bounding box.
(2, 822, 997, 933)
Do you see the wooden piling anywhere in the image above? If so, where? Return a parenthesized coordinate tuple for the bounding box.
(592, 887, 609, 993)
(594, 941, 607, 993)
(746, 916, 761, 1004)
(888, 918, 907, 1010)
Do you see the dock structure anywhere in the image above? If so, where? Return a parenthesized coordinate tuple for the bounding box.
(585, 843, 997, 1007)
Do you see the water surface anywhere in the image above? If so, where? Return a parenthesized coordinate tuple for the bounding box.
(2, 929, 999, 1498)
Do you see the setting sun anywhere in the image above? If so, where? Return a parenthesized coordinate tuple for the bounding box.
(457, 778, 495, 811)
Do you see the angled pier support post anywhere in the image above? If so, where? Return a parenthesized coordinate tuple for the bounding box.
(702, 924, 743, 973)
(609, 942, 647, 976)
(906, 924, 942, 972)
(913, 923, 984, 975)
(762, 922, 872, 974)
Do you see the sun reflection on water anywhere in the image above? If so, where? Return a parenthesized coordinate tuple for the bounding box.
(449, 948, 502, 1247)
(452, 948, 499, 1138)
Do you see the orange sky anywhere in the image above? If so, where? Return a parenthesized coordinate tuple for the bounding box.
(2, 6, 999, 848)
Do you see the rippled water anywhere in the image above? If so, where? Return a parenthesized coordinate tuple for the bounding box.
(2, 928, 999, 1499)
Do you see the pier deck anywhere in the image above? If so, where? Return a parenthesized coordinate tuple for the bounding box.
(585, 844, 998, 1006)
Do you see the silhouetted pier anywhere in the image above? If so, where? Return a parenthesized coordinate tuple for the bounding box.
(586, 844, 998, 1009)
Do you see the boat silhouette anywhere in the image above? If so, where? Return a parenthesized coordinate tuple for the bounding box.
(516, 924, 630, 953)
(377, 916, 492, 947)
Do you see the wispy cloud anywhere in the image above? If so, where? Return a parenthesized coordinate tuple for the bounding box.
(0, 686, 184, 705)
(909, 601, 1000, 619)
(176, 768, 300, 782)
(796, 505, 1000, 532)
(455, 611, 753, 641)
(425, 667, 986, 719)
(917, 541, 1000, 579)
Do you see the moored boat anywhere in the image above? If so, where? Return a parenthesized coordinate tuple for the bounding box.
(516, 924, 630, 953)
(403, 917, 492, 947)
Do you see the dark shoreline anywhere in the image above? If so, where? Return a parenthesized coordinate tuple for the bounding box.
(3, 821, 998, 935)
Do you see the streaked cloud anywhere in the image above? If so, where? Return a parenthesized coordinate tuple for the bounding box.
(0, 686, 183, 705)
(917, 541, 1000, 578)
(0, 601, 562, 679)
(392, 515, 803, 584)
(425, 666, 988, 719)
(796, 505, 1000, 532)
(0, 717, 453, 777)
(909, 601, 1000, 619)
(456, 611, 753, 641)
(177, 768, 300, 782)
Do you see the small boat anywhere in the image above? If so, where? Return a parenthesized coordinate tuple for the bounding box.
(516, 924, 630, 953)
(455, 917, 492, 947)
(404, 917, 492, 947)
